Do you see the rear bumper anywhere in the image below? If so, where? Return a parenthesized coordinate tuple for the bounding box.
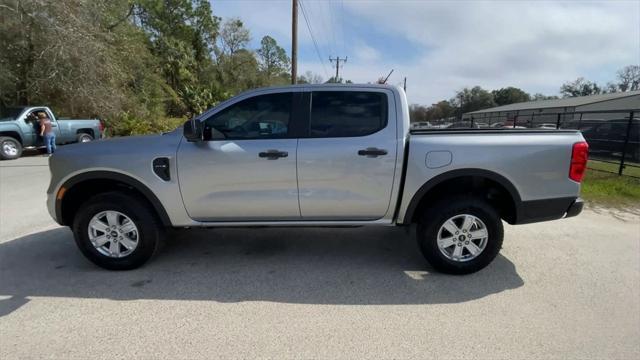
(515, 197, 583, 224)
(565, 198, 584, 219)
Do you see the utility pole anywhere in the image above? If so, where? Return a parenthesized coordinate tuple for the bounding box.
(329, 56, 347, 82)
(291, 0, 298, 84)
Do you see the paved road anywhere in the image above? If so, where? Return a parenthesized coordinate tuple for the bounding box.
(1, 156, 639, 359)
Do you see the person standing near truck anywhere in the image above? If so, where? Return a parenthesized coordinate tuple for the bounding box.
(38, 112, 56, 154)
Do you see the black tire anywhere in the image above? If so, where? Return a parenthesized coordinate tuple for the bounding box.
(417, 195, 503, 275)
(0, 136, 23, 160)
(77, 133, 93, 143)
(72, 191, 164, 270)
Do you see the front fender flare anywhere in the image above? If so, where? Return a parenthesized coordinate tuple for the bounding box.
(56, 171, 172, 227)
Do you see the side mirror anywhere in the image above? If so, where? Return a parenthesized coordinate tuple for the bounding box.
(183, 118, 203, 142)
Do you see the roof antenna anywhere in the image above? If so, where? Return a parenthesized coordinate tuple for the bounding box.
(382, 69, 394, 84)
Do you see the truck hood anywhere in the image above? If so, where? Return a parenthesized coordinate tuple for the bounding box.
(53, 130, 182, 161)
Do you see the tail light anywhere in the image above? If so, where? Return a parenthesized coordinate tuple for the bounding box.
(569, 142, 589, 182)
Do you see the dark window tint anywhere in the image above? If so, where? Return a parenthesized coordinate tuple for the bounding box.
(310, 91, 387, 137)
(204, 93, 292, 140)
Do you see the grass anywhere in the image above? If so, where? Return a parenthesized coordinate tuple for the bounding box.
(581, 164, 640, 207)
(587, 159, 640, 178)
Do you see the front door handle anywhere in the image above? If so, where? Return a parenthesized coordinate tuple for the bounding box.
(258, 149, 288, 160)
(358, 147, 387, 157)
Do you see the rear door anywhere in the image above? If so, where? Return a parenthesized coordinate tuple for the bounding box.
(296, 89, 398, 220)
(177, 90, 303, 221)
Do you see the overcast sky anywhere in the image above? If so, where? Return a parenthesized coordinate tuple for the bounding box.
(212, 0, 640, 105)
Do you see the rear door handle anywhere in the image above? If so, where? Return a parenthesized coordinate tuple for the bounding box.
(258, 149, 288, 160)
(358, 147, 388, 157)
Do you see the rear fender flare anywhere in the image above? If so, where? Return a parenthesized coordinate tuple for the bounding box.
(402, 168, 522, 224)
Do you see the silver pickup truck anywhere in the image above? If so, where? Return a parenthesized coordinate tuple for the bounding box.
(47, 84, 588, 274)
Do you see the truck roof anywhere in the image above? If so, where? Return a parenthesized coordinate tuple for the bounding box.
(243, 83, 401, 92)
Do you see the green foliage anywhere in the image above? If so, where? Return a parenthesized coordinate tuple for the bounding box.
(409, 101, 455, 123)
(560, 77, 602, 98)
(105, 112, 186, 137)
(560, 66, 639, 97)
(297, 71, 324, 84)
(532, 93, 559, 101)
(451, 86, 496, 116)
(325, 76, 352, 84)
(492, 87, 530, 106)
(612, 65, 640, 92)
(0, 0, 291, 135)
(257, 36, 290, 80)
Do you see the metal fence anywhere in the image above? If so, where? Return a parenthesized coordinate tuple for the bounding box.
(412, 109, 639, 177)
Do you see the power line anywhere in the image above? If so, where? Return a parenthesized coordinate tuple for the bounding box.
(329, 0, 338, 56)
(306, 1, 334, 57)
(298, 0, 330, 78)
(340, 0, 345, 55)
(291, 0, 298, 84)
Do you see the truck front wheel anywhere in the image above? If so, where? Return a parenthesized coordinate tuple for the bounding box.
(72, 191, 164, 270)
(417, 196, 503, 274)
(0, 136, 23, 160)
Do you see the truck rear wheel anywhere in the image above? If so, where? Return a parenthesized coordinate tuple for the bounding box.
(72, 191, 164, 270)
(77, 133, 93, 143)
(417, 196, 503, 274)
(0, 136, 22, 160)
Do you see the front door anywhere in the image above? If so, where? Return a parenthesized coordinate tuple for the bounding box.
(177, 91, 301, 221)
(296, 89, 398, 220)
(22, 108, 61, 146)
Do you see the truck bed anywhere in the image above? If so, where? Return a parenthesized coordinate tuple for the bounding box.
(396, 129, 585, 224)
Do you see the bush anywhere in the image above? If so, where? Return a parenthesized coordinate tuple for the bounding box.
(104, 112, 186, 137)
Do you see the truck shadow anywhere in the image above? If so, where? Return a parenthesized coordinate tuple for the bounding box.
(0, 226, 524, 316)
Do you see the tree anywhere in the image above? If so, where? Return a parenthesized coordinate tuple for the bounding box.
(218, 18, 250, 56)
(451, 86, 495, 116)
(409, 101, 455, 123)
(326, 76, 351, 83)
(560, 77, 602, 98)
(297, 71, 323, 84)
(491, 87, 530, 106)
(257, 36, 290, 79)
(614, 65, 640, 92)
(430, 100, 456, 120)
(531, 93, 559, 101)
(133, 0, 221, 114)
(0, 0, 167, 118)
(213, 19, 260, 94)
(409, 104, 428, 123)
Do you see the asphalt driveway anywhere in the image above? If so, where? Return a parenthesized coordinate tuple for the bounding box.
(1, 156, 638, 359)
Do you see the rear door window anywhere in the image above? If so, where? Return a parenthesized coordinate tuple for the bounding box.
(309, 91, 388, 137)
